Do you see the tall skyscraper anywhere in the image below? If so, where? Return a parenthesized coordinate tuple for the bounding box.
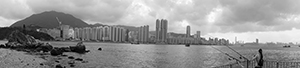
(138, 25, 149, 43)
(256, 38, 259, 44)
(186, 26, 190, 37)
(145, 25, 149, 42)
(162, 19, 168, 43)
(156, 19, 161, 42)
(196, 31, 201, 38)
(155, 19, 168, 43)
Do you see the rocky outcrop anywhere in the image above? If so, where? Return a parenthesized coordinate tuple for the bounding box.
(36, 43, 53, 52)
(7, 30, 38, 45)
(1, 30, 90, 56)
(69, 42, 87, 53)
(49, 42, 89, 56)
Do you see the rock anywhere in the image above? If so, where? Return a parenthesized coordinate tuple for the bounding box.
(68, 56, 75, 59)
(5, 42, 23, 49)
(55, 60, 60, 63)
(75, 58, 83, 61)
(50, 48, 63, 56)
(7, 30, 38, 45)
(69, 42, 87, 53)
(0, 44, 5, 48)
(59, 47, 71, 52)
(40, 63, 44, 66)
(61, 54, 68, 57)
(55, 64, 64, 68)
(36, 43, 53, 52)
(68, 60, 75, 64)
(82, 61, 88, 63)
(98, 48, 102, 51)
(70, 64, 75, 67)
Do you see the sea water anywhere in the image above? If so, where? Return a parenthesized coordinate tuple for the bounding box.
(1, 41, 300, 68)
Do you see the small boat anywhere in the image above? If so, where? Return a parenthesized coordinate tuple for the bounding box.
(283, 45, 290, 48)
(131, 42, 139, 44)
(185, 44, 190, 47)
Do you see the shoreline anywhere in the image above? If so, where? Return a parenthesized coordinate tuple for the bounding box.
(40, 40, 228, 46)
(0, 49, 50, 68)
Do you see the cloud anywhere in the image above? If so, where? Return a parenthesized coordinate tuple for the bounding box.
(0, 0, 299, 34)
(214, 0, 300, 33)
(204, 28, 300, 43)
(0, 0, 32, 19)
(26, 0, 132, 23)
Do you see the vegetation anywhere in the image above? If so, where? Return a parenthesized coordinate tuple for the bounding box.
(0, 27, 54, 41)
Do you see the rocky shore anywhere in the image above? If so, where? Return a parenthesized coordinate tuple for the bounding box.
(0, 30, 92, 68)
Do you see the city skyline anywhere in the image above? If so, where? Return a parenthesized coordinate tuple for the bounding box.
(0, 0, 300, 43)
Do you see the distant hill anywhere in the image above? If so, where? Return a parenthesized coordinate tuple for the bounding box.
(88, 23, 107, 27)
(115, 25, 138, 31)
(10, 11, 89, 28)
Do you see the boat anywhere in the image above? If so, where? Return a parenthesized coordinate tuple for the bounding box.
(283, 45, 290, 48)
(185, 44, 190, 47)
(131, 42, 139, 44)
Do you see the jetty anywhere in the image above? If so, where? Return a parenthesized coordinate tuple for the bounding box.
(213, 60, 300, 68)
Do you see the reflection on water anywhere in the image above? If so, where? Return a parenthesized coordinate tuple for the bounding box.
(1, 41, 300, 68)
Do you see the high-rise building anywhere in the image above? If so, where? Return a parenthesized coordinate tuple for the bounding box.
(155, 19, 168, 43)
(145, 25, 149, 42)
(256, 39, 259, 44)
(72, 26, 126, 42)
(138, 25, 149, 43)
(186, 26, 190, 37)
(196, 31, 201, 38)
(161, 19, 168, 43)
(155, 19, 161, 42)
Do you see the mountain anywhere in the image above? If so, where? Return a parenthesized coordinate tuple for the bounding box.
(88, 23, 107, 27)
(10, 11, 89, 28)
(115, 25, 138, 31)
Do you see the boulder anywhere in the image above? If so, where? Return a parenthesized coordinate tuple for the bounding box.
(75, 58, 83, 61)
(55, 64, 64, 68)
(36, 43, 53, 52)
(69, 42, 86, 53)
(59, 47, 71, 52)
(98, 48, 102, 51)
(0, 44, 5, 48)
(50, 48, 63, 56)
(68, 56, 75, 59)
(5, 42, 23, 49)
(7, 30, 38, 45)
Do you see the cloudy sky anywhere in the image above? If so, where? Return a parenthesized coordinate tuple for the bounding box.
(1, 0, 300, 43)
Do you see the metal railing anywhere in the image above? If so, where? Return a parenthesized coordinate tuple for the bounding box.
(213, 60, 300, 68)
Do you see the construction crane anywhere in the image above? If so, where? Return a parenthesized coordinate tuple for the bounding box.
(56, 17, 63, 39)
(56, 17, 62, 25)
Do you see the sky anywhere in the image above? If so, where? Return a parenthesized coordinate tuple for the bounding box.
(0, 0, 300, 43)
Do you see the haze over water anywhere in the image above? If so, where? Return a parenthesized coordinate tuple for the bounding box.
(1, 41, 300, 68)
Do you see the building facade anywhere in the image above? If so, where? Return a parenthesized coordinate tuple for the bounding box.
(73, 26, 126, 42)
(155, 19, 168, 43)
(186, 26, 190, 37)
(138, 25, 149, 43)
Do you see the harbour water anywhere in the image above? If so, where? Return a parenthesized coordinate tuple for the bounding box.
(1, 41, 300, 68)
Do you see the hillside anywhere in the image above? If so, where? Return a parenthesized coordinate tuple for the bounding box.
(10, 11, 89, 28)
